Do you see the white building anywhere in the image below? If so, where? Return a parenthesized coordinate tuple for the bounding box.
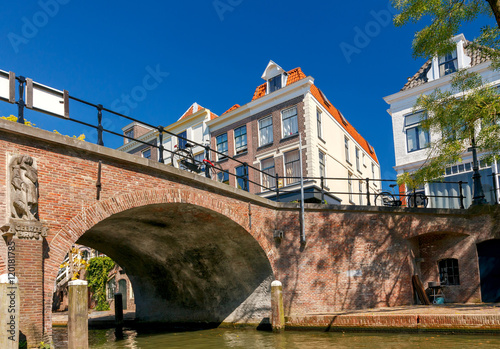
(384, 34, 500, 208)
(207, 60, 381, 204)
(117, 103, 217, 170)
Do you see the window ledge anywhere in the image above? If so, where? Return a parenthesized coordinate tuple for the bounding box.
(280, 134, 299, 142)
(217, 157, 229, 163)
(234, 151, 248, 159)
(257, 143, 273, 151)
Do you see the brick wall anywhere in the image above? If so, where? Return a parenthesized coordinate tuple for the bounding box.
(1, 121, 500, 347)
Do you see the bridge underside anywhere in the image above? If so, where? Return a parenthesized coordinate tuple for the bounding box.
(77, 203, 273, 326)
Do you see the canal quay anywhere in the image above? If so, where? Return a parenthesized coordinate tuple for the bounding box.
(49, 304, 500, 348)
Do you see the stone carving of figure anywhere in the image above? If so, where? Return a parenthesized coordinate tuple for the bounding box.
(10, 155, 38, 220)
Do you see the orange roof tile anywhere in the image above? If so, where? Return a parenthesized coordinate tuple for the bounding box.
(310, 85, 379, 164)
(179, 102, 218, 121)
(222, 104, 241, 115)
(252, 67, 307, 101)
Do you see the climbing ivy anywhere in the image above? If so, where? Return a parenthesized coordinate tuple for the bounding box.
(86, 256, 115, 311)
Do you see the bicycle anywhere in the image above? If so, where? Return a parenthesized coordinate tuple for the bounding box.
(170, 143, 223, 178)
(407, 191, 429, 208)
(374, 184, 402, 207)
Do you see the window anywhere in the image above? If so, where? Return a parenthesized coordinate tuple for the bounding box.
(194, 152, 205, 173)
(317, 109, 323, 139)
(348, 173, 353, 203)
(372, 163, 377, 187)
(285, 150, 300, 185)
(359, 180, 363, 205)
(234, 126, 247, 154)
(217, 171, 229, 185)
(282, 106, 298, 137)
(345, 136, 350, 163)
(235, 165, 248, 191)
(216, 133, 228, 159)
(363, 153, 366, 167)
(261, 157, 276, 190)
(355, 147, 360, 172)
(259, 116, 273, 146)
(124, 129, 134, 143)
(439, 50, 458, 77)
(142, 148, 151, 159)
(107, 278, 116, 300)
(405, 112, 429, 152)
(438, 258, 460, 285)
(268, 75, 282, 93)
(178, 131, 187, 150)
(319, 150, 326, 178)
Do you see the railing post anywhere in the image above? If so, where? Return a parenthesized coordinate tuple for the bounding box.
(205, 145, 211, 178)
(97, 104, 104, 146)
(366, 178, 371, 206)
(459, 181, 465, 209)
(492, 172, 498, 205)
(320, 176, 325, 204)
(244, 162, 249, 191)
(157, 126, 164, 163)
(412, 189, 417, 208)
(17, 76, 26, 124)
(275, 173, 280, 202)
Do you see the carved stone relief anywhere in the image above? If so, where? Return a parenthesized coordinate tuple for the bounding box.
(10, 155, 38, 221)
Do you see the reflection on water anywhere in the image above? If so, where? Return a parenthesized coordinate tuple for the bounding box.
(52, 327, 500, 349)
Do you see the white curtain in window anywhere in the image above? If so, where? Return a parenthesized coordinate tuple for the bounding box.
(259, 117, 273, 145)
(285, 150, 300, 185)
(282, 107, 298, 136)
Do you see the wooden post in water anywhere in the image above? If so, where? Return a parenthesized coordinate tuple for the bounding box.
(0, 274, 19, 349)
(68, 280, 88, 349)
(271, 280, 285, 332)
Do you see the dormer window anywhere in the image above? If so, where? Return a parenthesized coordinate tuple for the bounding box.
(439, 50, 458, 77)
(268, 75, 282, 93)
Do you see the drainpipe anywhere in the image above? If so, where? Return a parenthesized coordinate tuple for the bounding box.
(299, 134, 306, 245)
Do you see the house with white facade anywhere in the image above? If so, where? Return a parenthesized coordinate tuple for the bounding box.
(384, 34, 500, 208)
(208, 61, 380, 204)
(117, 103, 217, 170)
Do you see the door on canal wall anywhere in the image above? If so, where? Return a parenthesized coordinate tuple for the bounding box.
(477, 239, 500, 302)
(119, 279, 128, 310)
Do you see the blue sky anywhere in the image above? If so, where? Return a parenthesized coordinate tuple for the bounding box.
(0, 0, 494, 182)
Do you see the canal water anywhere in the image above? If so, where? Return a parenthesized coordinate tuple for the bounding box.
(52, 327, 500, 348)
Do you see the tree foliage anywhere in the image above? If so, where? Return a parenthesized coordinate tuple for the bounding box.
(392, 0, 500, 64)
(399, 70, 500, 187)
(392, 1, 500, 187)
(86, 256, 115, 311)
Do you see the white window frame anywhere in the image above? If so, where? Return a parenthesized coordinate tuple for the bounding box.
(281, 106, 298, 138)
(216, 133, 228, 160)
(317, 108, 323, 139)
(284, 149, 300, 185)
(319, 150, 326, 178)
(234, 125, 247, 154)
(372, 163, 377, 187)
(345, 136, 350, 164)
(142, 148, 151, 159)
(355, 147, 360, 173)
(348, 172, 353, 203)
(405, 111, 430, 153)
(258, 115, 273, 146)
(260, 157, 276, 191)
(124, 128, 134, 143)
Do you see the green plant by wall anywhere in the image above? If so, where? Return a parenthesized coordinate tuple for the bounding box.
(86, 256, 115, 311)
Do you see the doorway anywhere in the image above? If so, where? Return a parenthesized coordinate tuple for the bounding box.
(477, 240, 500, 302)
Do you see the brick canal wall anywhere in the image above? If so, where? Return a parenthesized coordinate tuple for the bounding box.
(0, 119, 499, 347)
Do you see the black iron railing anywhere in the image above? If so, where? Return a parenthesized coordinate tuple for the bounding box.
(4, 73, 492, 209)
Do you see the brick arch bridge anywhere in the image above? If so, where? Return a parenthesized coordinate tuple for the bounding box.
(1, 119, 499, 347)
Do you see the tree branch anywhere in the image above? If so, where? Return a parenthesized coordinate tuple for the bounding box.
(486, 0, 500, 28)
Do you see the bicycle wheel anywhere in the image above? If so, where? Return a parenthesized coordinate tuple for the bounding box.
(204, 159, 223, 180)
(374, 192, 395, 207)
(171, 149, 195, 171)
(407, 193, 428, 208)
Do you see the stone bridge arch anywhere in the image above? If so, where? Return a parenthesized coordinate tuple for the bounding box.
(45, 189, 276, 332)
